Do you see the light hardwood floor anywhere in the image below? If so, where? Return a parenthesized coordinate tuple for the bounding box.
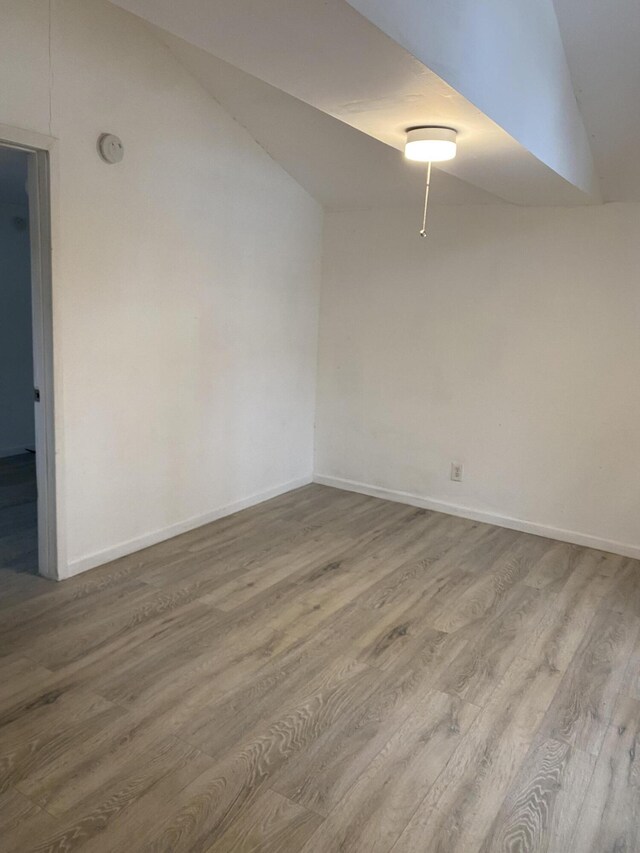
(1, 482, 639, 852)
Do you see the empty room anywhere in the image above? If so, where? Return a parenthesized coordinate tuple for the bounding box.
(0, 1, 638, 851)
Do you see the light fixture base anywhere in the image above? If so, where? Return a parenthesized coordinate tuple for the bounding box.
(404, 127, 457, 162)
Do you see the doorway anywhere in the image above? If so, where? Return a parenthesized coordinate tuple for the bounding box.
(0, 136, 56, 580)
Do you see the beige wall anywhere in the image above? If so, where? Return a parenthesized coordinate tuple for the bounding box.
(316, 202, 640, 557)
(0, 0, 322, 577)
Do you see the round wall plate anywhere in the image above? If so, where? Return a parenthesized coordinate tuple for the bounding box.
(98, 133, 124, 164)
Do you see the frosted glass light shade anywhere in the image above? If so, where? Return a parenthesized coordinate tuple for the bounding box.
(404, 127, 457, 162)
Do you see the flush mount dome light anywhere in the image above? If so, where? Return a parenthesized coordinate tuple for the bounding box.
(404, 127, 457, 162)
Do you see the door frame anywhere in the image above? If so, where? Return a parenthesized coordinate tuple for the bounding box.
(0, 124, 61, 580)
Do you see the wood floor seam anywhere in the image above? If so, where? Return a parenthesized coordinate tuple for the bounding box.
(266, 784, 329, 820)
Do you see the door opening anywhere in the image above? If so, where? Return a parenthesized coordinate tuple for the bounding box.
(0, 135, 56, 580)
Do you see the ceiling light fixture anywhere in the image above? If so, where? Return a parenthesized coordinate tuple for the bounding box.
(404, 127, 457, 237)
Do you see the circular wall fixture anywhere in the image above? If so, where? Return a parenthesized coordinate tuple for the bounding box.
(97, 133, 124, 164)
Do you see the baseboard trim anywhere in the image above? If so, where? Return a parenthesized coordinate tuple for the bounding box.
(63, 475, 313, 580)
(313, 473, 640, 560)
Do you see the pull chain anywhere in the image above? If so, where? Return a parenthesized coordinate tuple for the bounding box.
(419, 161, 432, 237)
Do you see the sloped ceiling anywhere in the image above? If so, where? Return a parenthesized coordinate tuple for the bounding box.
(109, 0, 603, 208)
(154, 29, 499, 210)
(346, 0, 599, 199)
(553, 0, 640, 202)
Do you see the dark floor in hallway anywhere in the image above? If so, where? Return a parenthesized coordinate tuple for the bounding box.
(0, 453, 37, 577)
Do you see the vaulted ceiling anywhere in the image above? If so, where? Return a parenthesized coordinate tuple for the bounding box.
(553, 0, 640, 202)
(153, 30, 499, 211)
(109, 0, 638, 210)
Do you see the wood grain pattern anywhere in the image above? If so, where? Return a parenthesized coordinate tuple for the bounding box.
(437, 582, 548, 706)
(523, 549, 618, 674)
(479, 734, 595, 853)
(0, 787, 55, 837)
(1, 470, 639, 852)
(390, 655, 563, 853)
(570, 694, 640, 853)
(205, 788, 322, 853)
(297, 690, 479, 853)
(269, 632, 464, 815)
(427, 533, 555, 633)
(537, 604, 639, 755)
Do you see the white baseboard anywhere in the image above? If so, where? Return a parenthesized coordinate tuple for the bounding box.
(0, 446, 31, 459)
(313, 473, 640, 560)
(63, 474, 313, 580)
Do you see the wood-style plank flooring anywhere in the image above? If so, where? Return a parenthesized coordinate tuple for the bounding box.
(1, 482, 639, 852)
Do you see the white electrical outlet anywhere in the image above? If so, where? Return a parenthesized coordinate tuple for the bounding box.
(451, 462, 464, 482)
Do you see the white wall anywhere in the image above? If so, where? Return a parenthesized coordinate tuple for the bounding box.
(0, 0, 322, 578)
(0, 201, 35, 457)
(316, 203, 640, 557)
